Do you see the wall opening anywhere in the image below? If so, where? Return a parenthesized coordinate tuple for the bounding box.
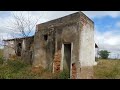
(44, 34, 48, 41)
(63, 43, 71, 78)
(16, 43, 22, 56)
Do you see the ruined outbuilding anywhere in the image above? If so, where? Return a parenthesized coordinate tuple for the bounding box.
(33, 11, 95, 79)
(3, 36, 34, 64)
(3, 11, 96, 79)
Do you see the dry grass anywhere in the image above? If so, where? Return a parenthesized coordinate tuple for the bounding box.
(94, 59, 120, 79)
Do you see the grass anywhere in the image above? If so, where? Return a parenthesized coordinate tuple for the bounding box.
(1, 48, 120, 79)
(94, 59, 120, 79)
(1, 58, 120, 79)
(0, 49, 69, 79)
(52, 70, 70, 79)
(0, 58, 70, 79)
(0, 59, 56, 79)
(0, 49, 54, 79)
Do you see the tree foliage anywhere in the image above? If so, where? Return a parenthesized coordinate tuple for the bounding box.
(99, 50, 110, 59)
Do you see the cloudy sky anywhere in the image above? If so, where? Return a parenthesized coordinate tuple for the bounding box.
(0, 11, 120, 58)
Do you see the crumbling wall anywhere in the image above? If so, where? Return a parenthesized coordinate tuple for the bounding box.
(52, 24, 80, 78)
(3, 41, 16, 60)
(21, 37, 34, 64)
(33, 28, 55, 69)
(33, 11, 95, 79)
(33, 12, 80, 78)
(3, 36, 34, 64)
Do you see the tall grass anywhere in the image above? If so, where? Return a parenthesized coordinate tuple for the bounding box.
(94, 59, 120, 79)
(0, 49, 54, 79)
(0, 58, 54, 79)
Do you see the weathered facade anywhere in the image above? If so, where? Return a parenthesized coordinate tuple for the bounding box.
(3, 11, 96, 79)
(33, 11, 95, 79)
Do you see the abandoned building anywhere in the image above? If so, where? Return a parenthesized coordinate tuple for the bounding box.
(3, 11, 97, 79)
(3, 36, 34, 64)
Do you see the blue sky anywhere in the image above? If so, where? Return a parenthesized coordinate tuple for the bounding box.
(93, 16, 120, 33)
(0, 11, 120, 58)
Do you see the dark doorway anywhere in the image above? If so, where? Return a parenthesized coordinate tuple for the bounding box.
(16, 43, 22, 56)
(44, 34, 48, 41)
(63, 43, 71, 78)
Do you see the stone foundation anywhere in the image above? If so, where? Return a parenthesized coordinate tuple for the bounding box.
(79, 66, 94, 79)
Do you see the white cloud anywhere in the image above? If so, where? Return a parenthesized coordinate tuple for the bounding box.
(95, 29, 120, 59)
(95, 30, 120, 50)
(116, 21, 120, 28)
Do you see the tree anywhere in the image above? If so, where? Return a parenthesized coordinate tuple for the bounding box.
(6, 11, 41, 38)
(0, 11, 41, 62)
(98, 50, 110, 59)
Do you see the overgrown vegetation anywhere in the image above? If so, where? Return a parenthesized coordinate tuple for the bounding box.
(58, 70, 69, 79)
(94, 59, 120, 79)
(2, 58, 120, 79)
(0, 49, 52, 79)
(0, 58, 71, 79)
(2, 48, 120, 79)
(53, 70, 70, 79)
(0, 49, 71, 79)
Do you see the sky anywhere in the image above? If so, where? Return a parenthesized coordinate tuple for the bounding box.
(0, 11, 120, 58)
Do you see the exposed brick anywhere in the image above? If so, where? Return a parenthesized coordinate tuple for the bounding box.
(72, 63, 77, 79)
(53, 50, 61, 73)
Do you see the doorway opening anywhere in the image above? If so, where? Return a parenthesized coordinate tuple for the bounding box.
(16, 43, 22, 56)
(63, 43, 71, 78)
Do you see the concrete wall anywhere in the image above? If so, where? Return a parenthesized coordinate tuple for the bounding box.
(54, 24, 80, 75)
(33, 12, 80, 71)
(21, 37, 34, 64)
(78, 12, 94, 79)
(33, 11, 95, 79)
(33, 28, 54, 68)
(79, 12, 95, 67)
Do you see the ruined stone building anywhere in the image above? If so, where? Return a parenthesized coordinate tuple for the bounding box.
(3, 11, 97, 79)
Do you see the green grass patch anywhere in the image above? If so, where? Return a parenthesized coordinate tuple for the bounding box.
(53, 70, 70, 79)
